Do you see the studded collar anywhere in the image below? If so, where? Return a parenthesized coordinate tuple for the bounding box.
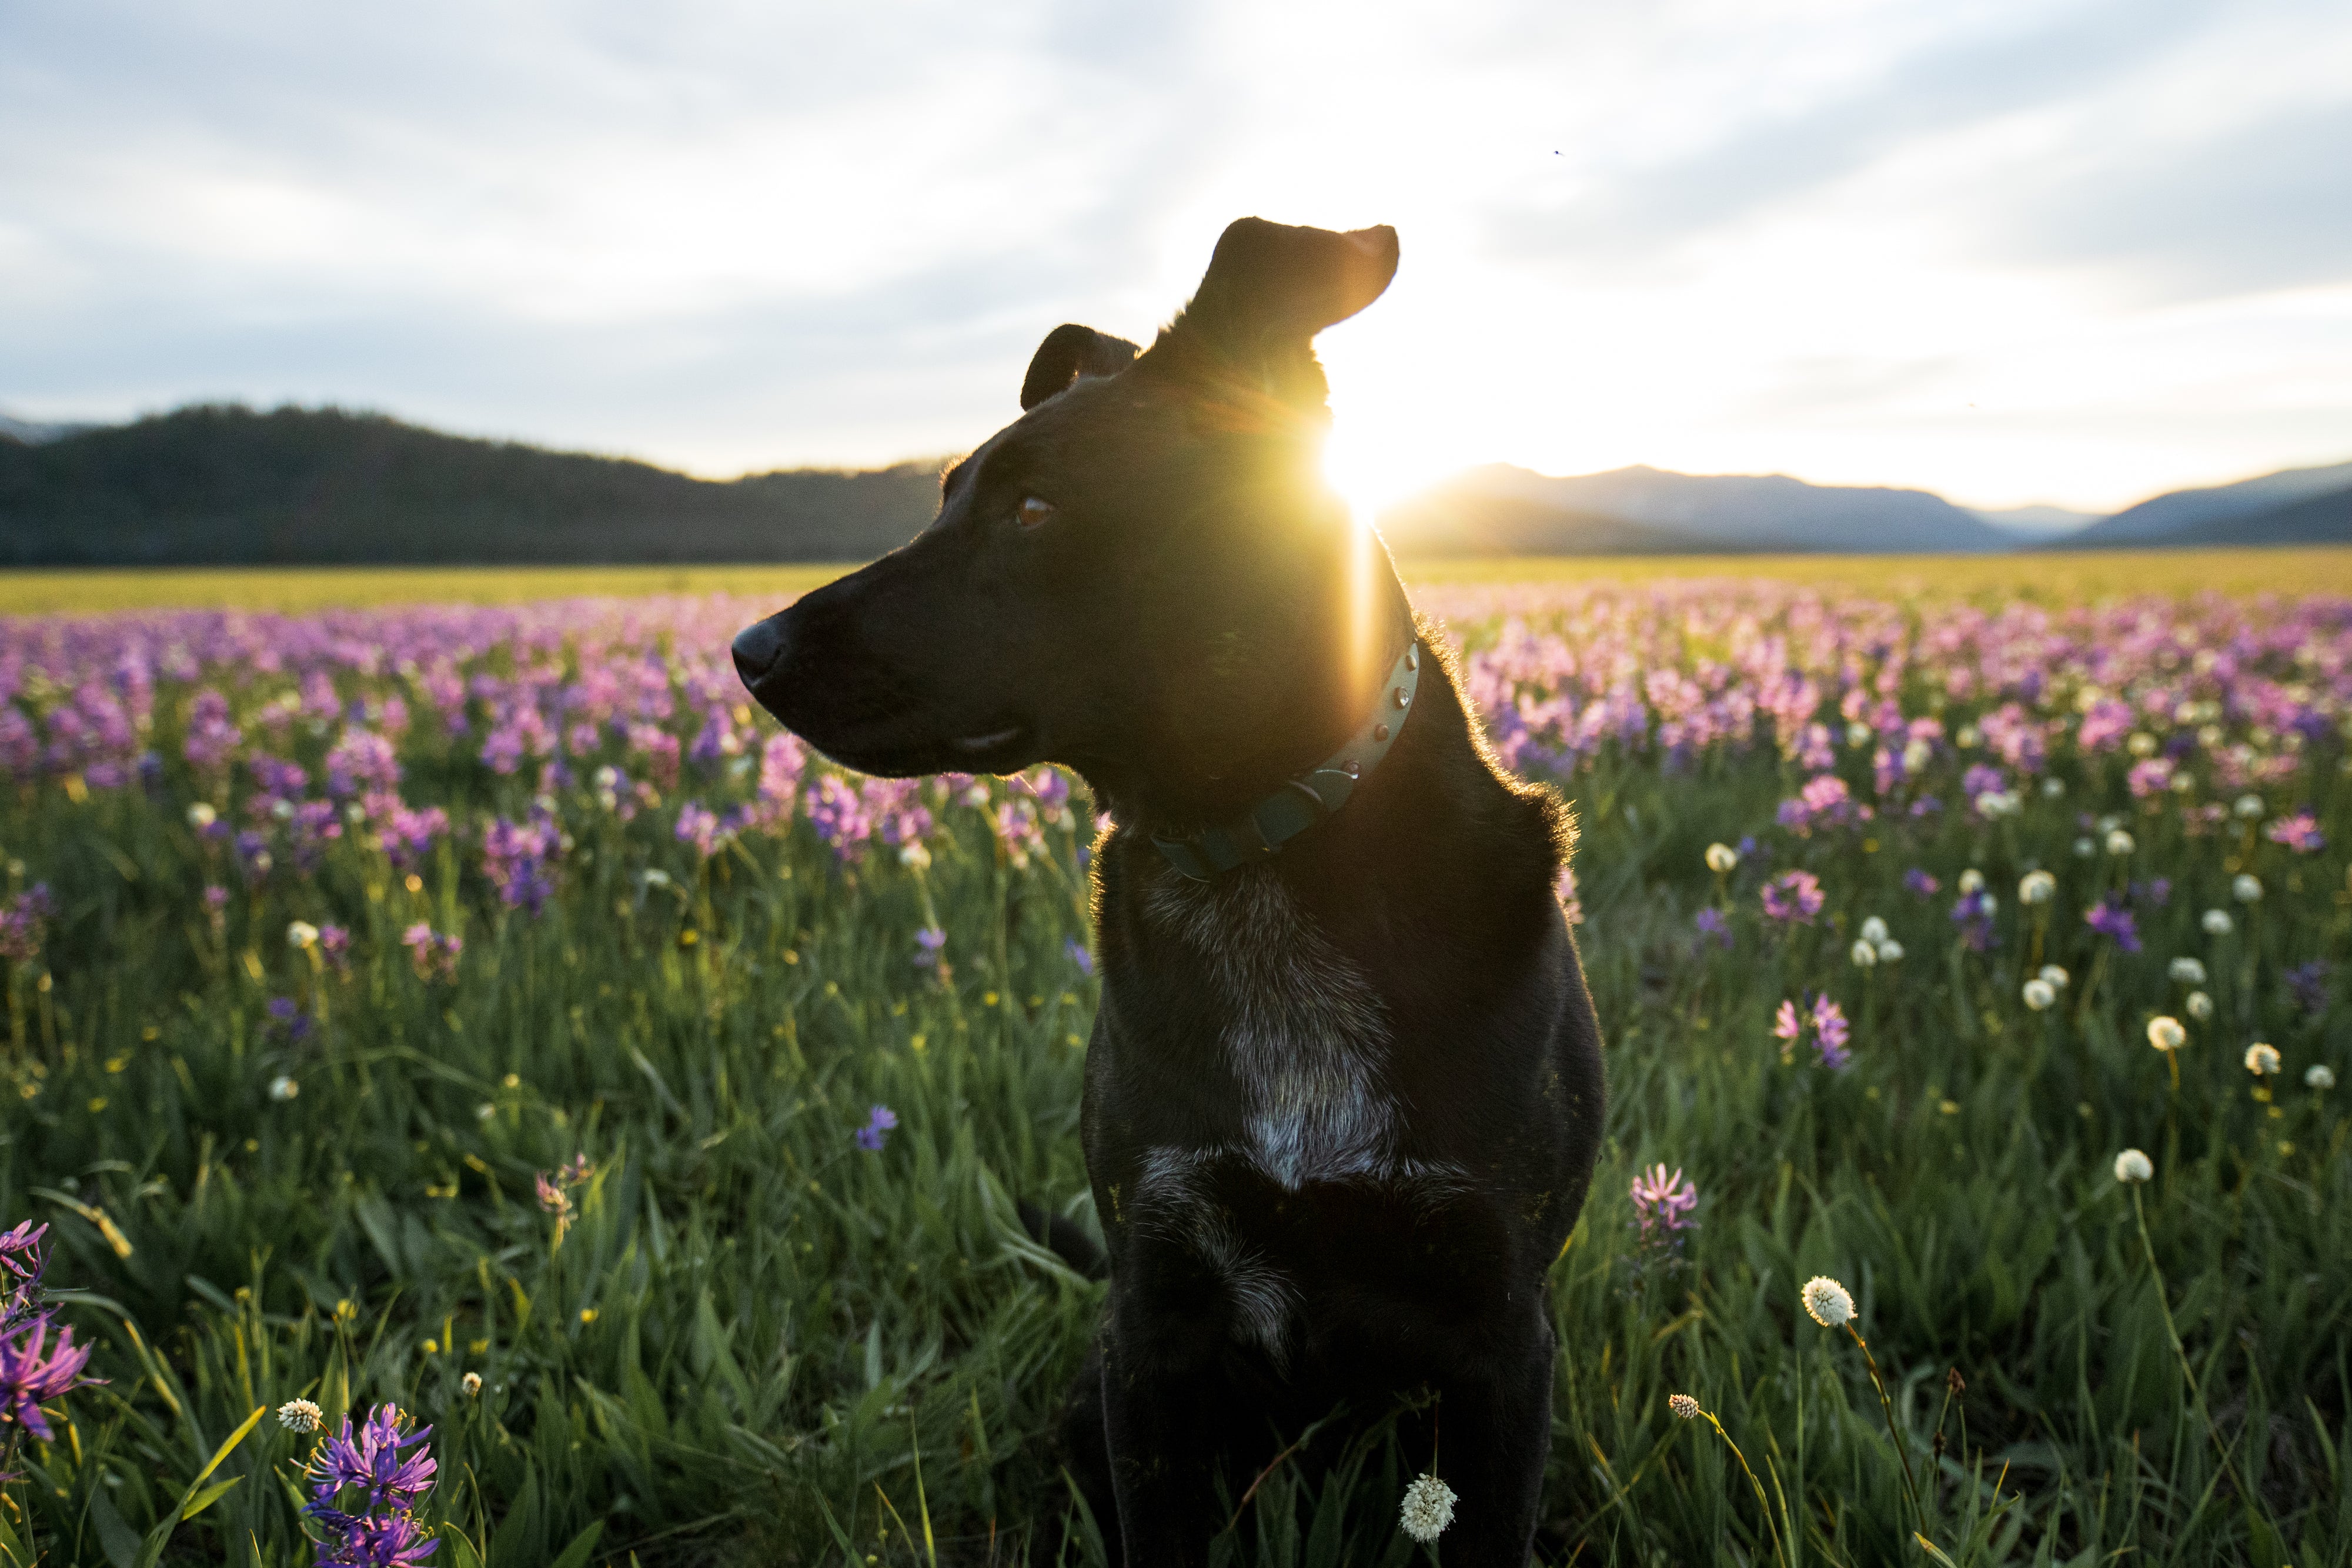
(1150, 638, 1422, 881)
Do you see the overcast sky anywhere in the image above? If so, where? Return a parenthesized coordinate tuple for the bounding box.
(6, 0, 2350, 512)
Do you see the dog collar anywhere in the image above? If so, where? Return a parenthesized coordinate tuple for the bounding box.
(1151, 639, 1422, 881)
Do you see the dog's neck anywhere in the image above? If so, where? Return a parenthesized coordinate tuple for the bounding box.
(1076, 583, 1422, 843)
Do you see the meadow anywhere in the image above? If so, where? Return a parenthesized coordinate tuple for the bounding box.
(0, 551, 2347, 1566)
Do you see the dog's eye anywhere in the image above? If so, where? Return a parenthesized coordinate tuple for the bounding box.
(1015, 496, 1057, 531)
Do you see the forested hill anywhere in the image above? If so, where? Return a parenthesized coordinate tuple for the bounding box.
(0, 405, 947, 566)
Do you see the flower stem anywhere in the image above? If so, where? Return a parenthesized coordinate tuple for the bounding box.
(2131, 1188, 2256, 1507)
(1844, 1323, 1929, 1539)
(1700, 1410, 1787, 1568)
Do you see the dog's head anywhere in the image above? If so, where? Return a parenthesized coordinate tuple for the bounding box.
(733, 217, 1403, 821)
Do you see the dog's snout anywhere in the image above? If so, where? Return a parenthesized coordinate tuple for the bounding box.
(731, 617, 788, 687)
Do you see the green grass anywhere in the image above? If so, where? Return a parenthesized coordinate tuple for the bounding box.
(0, 583, 2347, 1565)
(5, 546, 2351, 616)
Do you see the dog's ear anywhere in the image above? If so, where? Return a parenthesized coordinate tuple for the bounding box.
(1164, 218, 1398, 413)
(1179, 218, 1398, 349)
(1020, 324, 1142, 411)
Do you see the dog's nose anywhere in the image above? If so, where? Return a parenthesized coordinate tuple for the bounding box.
(731, 617, 787, 687)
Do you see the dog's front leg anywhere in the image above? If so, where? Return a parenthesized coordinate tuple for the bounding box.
(1426, 1306, 1559, 1564)
(1098, 1292, 1233, 1567)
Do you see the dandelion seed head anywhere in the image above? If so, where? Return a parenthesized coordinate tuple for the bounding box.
(2234, 874, 2263, 903)
(2244, 1042, 2281, 1076)
(2167, 957, 2207, 985)
(2202, 908, 2233, 935)
(2105, 829, 2136, 856)
(1399, 1473, 1457, 1542)
(2147, 1016, 2186, 1051)
(2186, 989, 2213, 1020)
(1801, 1275, 1854, 1328)
(1705, 842, 1739, 874)
(1850, 939, 1877, 968)
(285, 920, 319, 950)
(2114, 1149, 2153, 1183)
(1857, 916, 1889, 944)
(461, 1372, 482, 1398)
(1957, 869, 1985, 895)
(1875, 938, 1905, 962)
(2039, 964, 2070, 989)
(2022, 978, 2056, 1011)
(2019, 870, 2057, 904)
(2234, 793, 2265, 819)
(268, 1075, 299, 1101)
(2307, 1064, 2336, 1090)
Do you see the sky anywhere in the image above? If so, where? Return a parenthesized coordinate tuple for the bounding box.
(5, 0, 2350, 515)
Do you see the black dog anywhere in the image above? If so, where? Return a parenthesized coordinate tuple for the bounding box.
(733, 218, 1605, 1564)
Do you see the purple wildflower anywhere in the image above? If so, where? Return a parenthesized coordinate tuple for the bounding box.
(674, 801, 725, 859)
(1065, 936, 1094, 978)
(1628, 1164, 1698, 1264)
(2084, 897, 2142, 954)
(2267, 811, 2326, 853)
(1695, 907, 1733, 949)
(379, 805, 449, 872)
(2286, 960, 2331, 1016)
(1903, 868, 1941, 898)
(0, 1316, 96, 1443)
(400, 924, 462, 982)
(303, 1403, 440, 1565)
(0, 885, 54, 963)
(854, 1105, 898, 1152)
(318, 924, 352, 978)
(913, 926, 947, 969)
(267, 995, 313, 1044)
(1809, 994, 1852, 1069)
(482, 814, 560, 914)
(1950, 888, 1998, 952)
(1760, 870, 1824, 925)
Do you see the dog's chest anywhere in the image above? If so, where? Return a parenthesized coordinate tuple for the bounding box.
(1140, 870, 1396, 1184)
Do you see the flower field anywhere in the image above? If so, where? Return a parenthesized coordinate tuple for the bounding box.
(1, 572, 2348, 1566)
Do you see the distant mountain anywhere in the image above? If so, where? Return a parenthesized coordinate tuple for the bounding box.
(1379, 463, 2014, 555)
(2069, 459, 2352, 547)
(2125, 484, 2352, 548)
(0, 410, 104, 446)
(1969, 503, 2100, 540)
(0, 404, 947, 567)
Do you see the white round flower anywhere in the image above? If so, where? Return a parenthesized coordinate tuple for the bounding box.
(1801, 1276, 1855, 1328)
(2104, 829, 2136, 857)
(1875, 938, 1905, 962)
(2308, 1064, 2337, 1090)
(2201, 909, 2233, 936)
(270, 798, 296, 822)
(462, 1371, 483, 1398)
(276, 1398, 324, 1432)
(2167, 957, 2207, 985)
(2127, 731, 2157, 758)
(2113, 1149, 2153, 1183)
(2019, 871, 2057, 905)
(1957, 869, 1986, 895)
(2039, 964, 2070, 989)
(1668, 1393, 1700, 1420)
(1847, 721, 1872, 748)
(1902, 738, 1932, 774)
(2072, 837, 2096, 858)
(2244, 1042, 2280, 1076)
(2022, 978, 2057, 1011)
(1956, 725, 1982, 750)
(1399, 1473, 1457, 1542)
(2186, 990, 2213, 1021)
(2233, 874, 2263, 903)
(1705, 842, 1740, 874)
(898, 840, 933, 870)
(1977, 791, 2020, 818)
(2040, 777, 2066, 798)
(2234, 793, 2265, 820)
(285, 920, 319, 950)
(186, 801, 218, 829)
(1858, 916, 1890, 945)
(1850, 940, 1879, 968)
(2147, 1016, 2186, 1052)
(268, 1075, 299, 1101)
